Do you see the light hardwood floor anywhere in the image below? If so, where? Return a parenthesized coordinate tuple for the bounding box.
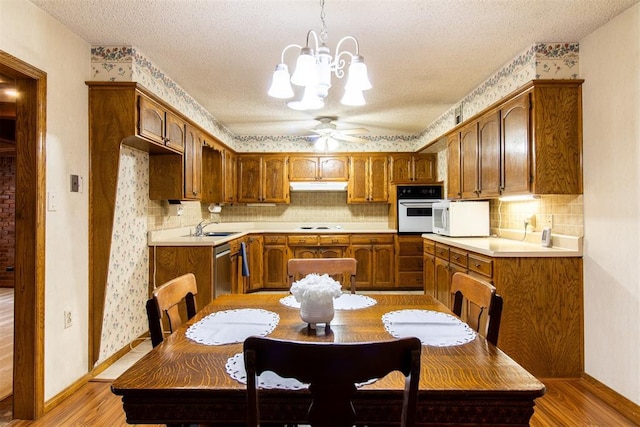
(1, 288, 638, 426)
(0, 288, 13, 402)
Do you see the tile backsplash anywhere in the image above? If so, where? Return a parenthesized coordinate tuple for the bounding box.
(490, 195, 583, 236)
(148, 192, 390, 230)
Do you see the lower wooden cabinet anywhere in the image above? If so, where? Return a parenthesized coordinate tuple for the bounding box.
(350, 234, 395, 289)
(262, 235, 288, 290)
(245, 235, 263, 292)
(423, 236, 583, 378)
(396, 235, 424, 289)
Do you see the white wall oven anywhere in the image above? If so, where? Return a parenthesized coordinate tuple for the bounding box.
(396, 185, 443, 234)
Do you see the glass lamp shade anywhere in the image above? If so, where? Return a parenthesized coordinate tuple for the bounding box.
(288, 85, 325, 111)
(341, 88, 365, 106)
(345, 56, 372, 91)
(268, 64, 294, 98)
(290, 47, 318, 87)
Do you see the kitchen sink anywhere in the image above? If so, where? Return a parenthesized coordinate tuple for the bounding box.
(203, 231, 238, 237)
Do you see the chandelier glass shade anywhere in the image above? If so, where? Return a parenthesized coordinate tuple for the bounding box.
(267, 0, 372, 110)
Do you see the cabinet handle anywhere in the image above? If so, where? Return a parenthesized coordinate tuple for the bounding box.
(474, 263, 482, 268)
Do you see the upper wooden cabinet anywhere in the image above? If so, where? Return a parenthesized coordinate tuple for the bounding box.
(348, 155, 389, 203)
(138, 95, 185, 153)
(223, 150, 237, 204)
(390, 153, 436, 184)
(289, 155, 349, 181)
(183, 125, 202, 200)
(446, 80, 583, 199)
(237, 154, 289, 203)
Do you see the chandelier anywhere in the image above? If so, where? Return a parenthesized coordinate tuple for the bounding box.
(267, 0, 372, 110)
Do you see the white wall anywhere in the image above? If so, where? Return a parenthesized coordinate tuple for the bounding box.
(0, 0, 90, 400)
(581, 3, 640, 405)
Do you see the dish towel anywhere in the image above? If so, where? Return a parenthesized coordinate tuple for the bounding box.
(239, 242, 249, 277)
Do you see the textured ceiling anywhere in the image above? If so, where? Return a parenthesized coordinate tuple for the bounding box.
(28, 0, 639, 137)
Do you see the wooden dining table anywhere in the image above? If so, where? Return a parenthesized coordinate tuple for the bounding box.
(112, 293, 545, 426)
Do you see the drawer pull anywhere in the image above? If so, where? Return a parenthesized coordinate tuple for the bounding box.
(474, 263, 481, 268)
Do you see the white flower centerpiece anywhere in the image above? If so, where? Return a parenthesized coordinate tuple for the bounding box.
(290, 273, 343, 329)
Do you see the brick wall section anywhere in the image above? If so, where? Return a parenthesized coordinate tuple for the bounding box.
(0, 156, 15, 287)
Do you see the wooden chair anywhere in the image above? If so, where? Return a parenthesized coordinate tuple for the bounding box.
(287, 258, 357, 293)
(244, 336, 421, 427)
(450, 272, 503, 346)
(146, 273, 198, 347)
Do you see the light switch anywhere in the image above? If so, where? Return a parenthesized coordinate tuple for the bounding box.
(70, 175, 79, 192)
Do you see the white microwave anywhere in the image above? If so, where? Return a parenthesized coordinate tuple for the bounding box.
(432, 200, 490, 237)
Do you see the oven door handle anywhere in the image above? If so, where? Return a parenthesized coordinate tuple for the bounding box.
(399, 202, 434, 208)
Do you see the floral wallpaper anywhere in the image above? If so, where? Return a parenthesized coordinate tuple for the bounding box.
(415, 42, 580, 149)
(98, 147, 150, 363)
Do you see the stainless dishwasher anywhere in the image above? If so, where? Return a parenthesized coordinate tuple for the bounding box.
(214, 243, 231, 298)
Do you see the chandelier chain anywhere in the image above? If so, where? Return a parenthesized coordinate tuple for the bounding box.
(319, 0, 328, 45)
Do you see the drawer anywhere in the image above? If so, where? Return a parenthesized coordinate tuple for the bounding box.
(287, 235, 319, 246)
(468, 253, 493, 278)
(350, 234, 394, 245)
(423, 240, 435, 256)
(318, 234, 350, 246)
(398, 256, 423, 271)
(434, 244, 450, 260)
(397, 272, 423, 287)
(449, 248, 468, 268)
(263, 234, 286, 245)
(398, 237, 424, 256)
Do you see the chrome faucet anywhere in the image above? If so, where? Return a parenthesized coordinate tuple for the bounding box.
(194, 218, 219, 236)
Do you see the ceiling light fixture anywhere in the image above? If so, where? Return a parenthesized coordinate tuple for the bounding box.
(267, 0, 372, 111)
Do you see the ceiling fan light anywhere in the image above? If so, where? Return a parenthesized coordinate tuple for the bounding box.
(288, 85, 325, 110)
(326, 137, 340, 151)
(268, 64, 294, 98)
(290, 47, 318, 87)
(341, 88, 365, 106)
(345, 56, 372, 91)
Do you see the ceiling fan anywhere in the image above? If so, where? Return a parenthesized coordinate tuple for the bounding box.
(306, 117, 369, 144)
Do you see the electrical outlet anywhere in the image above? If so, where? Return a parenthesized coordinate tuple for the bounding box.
(64, 311, 72, 329)
(537, 214, 553, 229)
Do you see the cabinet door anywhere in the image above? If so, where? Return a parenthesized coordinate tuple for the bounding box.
(318, 247, 344, 258)
(351, 245, 373, 289)
(478, 110, 501, 198)
(245, 235, 263, 292)
(223, 151, 237, 203)
(262, 155, 289, 203)
(183, 125, 202, 200)
(138, 96, 165, 145)
(501, 92, 531, 195)
(289, 156, 318, 181)
(293, 247, 318, 259)
(319, 156, 349, 180)
(412, 154, 436, 183)
(390, 154, 413, 183)
(348, 155, 369, 203)
(373, 244, 394, 287)
(369, 155, 389, 202)
(423, 253, 435, 297)
(446, 132, 461, 199)
(237, 155, 262, 202)
(165, 111, 185, 153)
(460, 121, 479, 199)
(263, 241, 288, 289)
(434, 257, 452, 308)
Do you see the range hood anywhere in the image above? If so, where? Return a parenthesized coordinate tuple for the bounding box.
(289, 181, 348, 192)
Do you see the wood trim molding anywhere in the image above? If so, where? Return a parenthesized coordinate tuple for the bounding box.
(0, 50, 47, 419)
(581, 373, 640, 425)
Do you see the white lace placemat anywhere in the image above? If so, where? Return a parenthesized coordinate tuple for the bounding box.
(226, 352, 378, 390)
(279, 293, 377, 310)
(185, 309, 279, 345)
(382, 309, 476, 347)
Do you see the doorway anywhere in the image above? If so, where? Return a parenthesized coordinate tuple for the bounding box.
(0, 50, 47, 420)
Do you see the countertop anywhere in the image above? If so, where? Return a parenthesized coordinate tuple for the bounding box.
(148, 222, 396, 247)
(422, 231, 583, 258)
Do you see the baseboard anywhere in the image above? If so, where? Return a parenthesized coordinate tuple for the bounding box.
(43, 372, 92, 413)
(42, 333, 148, 414)
(581, 373, 640, 425)
(90, 332, 149, 378)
